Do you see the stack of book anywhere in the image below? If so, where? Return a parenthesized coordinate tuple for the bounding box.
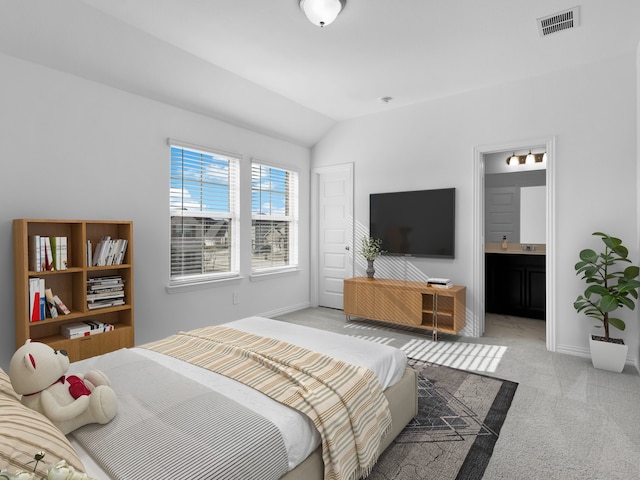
(61, 321, 114, 339)
(28, 278, 70, 321)
(86, 276, 125, 310)
(87, 236, 128, 266)
(428, 277, 453, 289)
(29, 235, 68, 272)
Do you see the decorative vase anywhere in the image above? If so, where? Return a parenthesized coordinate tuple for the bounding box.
(366, 259, 375, 278)
(588, 334, 628, 373)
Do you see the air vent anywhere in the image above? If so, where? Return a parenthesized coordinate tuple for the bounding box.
(537, 6, 580, 37)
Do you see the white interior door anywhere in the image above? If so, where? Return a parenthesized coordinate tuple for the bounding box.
(317, 164, 353, 309)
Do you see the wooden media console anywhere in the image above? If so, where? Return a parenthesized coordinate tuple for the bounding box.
(343, 277, 466, 339)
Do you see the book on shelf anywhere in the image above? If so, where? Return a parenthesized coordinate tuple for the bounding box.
(44, 288, 58, 318)
(41, 236, 52, 271)
(53, 294, 71, 315)
(29, 235, 42, 272)
(29, 278, 40, 322)
(87, 299, 125, 310)
(427, 277, 453, 289)
(58, 236, 68, 270)
(86, 240, 92, 266)
(38, 278, 45, 320)
(29, 236, 68, 271)
(114, 239, 128, 265)
(87, 275, 125, 309)
(87, 276, 124, 289)
(61, 321, 114, 339)
(92, 237, 128, 266)
(50, 236, 57, 270)
(28, 279, 69, 321)
(92, 236, 110, 266)
(86, 290, 125, 301)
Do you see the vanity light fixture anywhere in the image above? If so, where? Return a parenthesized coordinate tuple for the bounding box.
(525, 151, 536, 164)
(506, 151, 547, 166)
(299, 0, 346, 27)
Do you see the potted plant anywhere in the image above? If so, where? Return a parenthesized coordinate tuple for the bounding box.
(360, 237, 385, 278)
(573, 232, 640, 372)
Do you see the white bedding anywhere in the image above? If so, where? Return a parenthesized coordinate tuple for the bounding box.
(68, 316, 407, 478)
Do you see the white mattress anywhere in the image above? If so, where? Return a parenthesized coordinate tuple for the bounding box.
(69, 316, 407, 477)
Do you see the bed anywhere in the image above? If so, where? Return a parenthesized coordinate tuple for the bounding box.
(64, 316, 418, 480)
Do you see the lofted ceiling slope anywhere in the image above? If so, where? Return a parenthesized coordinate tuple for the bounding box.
(1, 0, 640, 147)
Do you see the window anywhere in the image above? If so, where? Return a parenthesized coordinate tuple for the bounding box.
(170, 143, 239, 284)
(251, 162, 298, 271)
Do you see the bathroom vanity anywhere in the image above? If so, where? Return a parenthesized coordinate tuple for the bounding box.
(485, 243, 545, 320)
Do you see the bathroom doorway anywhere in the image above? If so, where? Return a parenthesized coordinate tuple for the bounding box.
(472, 138, 556, 352)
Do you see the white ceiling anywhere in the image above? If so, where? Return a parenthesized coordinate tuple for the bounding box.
(2, 0, 640, 146)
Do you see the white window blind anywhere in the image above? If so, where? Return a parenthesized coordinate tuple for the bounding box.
(251, 162, 298, 271)
(170, 143, 239, 283)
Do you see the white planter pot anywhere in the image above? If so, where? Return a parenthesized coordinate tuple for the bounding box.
(588, 334, 628, 373)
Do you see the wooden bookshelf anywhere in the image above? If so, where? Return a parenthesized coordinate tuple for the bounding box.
(13, 219, 134, 361)
(344, 277, 466, 340)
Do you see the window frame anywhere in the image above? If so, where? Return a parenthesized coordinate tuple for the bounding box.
(250, 160, 299, 274)
(169, 139, 240, 287)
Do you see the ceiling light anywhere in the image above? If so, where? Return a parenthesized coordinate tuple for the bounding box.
(299, 0, 346, 27)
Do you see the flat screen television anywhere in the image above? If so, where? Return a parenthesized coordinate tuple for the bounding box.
(370, 188, 455, 258)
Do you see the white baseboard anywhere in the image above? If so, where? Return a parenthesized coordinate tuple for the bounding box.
(556, 342, 639, 369)
(555, 343, 590, 358)
(259, 302, 311, 319)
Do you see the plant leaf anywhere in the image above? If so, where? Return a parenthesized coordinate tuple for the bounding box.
(579, 249, 597, 263)
(585, 285, 608, 296)
(618, 296, 635, 310)
(624, 265, 640, 279)
(599, 294, 619, 312)
(607, 317, 626, 331)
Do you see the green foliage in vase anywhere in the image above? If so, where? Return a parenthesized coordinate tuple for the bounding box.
(574, 232, 640, 342)
(359, 237, 385, 261)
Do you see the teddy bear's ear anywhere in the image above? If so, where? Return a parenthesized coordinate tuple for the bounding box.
(22, 352, 37, 373)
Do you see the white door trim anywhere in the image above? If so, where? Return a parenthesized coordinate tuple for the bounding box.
(473, 137, 556, 351)
(310, 163, 354, 308)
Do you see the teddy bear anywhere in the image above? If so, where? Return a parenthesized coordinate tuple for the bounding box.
(9, 340, 118, 435)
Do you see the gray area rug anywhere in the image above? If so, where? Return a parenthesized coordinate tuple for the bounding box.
(369, 358, 518, 480)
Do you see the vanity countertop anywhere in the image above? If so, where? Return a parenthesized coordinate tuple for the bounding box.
(485, 243, 546, 255)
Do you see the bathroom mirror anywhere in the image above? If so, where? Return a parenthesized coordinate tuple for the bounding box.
(520, 186, 546, 243)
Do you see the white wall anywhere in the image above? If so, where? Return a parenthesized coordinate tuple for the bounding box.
(0, 53, 311, 370)
(312, 52, 639, 365)
(636, 45, 640, 368)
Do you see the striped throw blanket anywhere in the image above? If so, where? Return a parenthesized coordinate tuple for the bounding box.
(142, 326, 392, 480)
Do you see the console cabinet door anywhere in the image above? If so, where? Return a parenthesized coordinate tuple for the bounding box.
(376, 287, 422, 325)
(344, 279, 376, 319)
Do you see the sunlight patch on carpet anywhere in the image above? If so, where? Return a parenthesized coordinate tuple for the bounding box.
(343, 322, 398, 345)
(348, 335, 395, 345)
(401, 339, 507, 373)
